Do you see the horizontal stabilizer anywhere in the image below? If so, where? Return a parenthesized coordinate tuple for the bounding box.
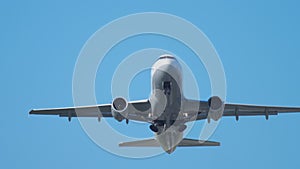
(119, 139, 160, 147)
(119, 138, 220, 147)
(178, 138, 220, 147)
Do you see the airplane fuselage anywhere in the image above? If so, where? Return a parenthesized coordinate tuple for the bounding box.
(150, 55, 185, 153)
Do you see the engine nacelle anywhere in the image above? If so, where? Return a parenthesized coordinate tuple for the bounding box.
(112, 97, 128, 122)
(207, 96, 224, 122)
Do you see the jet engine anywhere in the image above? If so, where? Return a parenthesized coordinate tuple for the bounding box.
(207, 96, 224, 122)
(112, 97, 128, 122)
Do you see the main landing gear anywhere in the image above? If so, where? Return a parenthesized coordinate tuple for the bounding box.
(149, 123, 187, 133)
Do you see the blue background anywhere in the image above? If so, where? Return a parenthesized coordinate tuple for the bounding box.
(1, 0, 300, 168)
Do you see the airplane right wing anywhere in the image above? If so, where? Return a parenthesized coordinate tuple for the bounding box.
(29, 99, 152, 123)
(29, 104, 112, 121)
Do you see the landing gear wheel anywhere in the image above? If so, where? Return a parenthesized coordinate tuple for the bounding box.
(149, 124, 159, 132)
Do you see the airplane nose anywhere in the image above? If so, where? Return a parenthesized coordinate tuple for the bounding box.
(154, 56, 181, 75)
(158, 54, 175, 60)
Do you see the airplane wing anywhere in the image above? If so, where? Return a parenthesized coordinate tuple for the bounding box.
(182, 100, 300, 121)
(221, 103, 300, 120)
(29, 100, 152, 122)
(29, 104, 112, 121)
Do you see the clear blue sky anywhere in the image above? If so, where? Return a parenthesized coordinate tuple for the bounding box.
(1, 0, 300, 168)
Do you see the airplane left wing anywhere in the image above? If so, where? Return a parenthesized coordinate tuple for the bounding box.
(222, 103, 300, 120)
(182, 100, 300, 121)
(29, 100, 152, 122)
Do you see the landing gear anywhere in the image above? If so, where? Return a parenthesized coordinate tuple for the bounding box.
(149, 121, 164, 133)
(150, 122, 187, 133)
(163, 81, 171, 95)
(149, 124, 159, 132)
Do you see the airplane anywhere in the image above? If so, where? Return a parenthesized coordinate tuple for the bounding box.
(29, 54, 300, 154)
